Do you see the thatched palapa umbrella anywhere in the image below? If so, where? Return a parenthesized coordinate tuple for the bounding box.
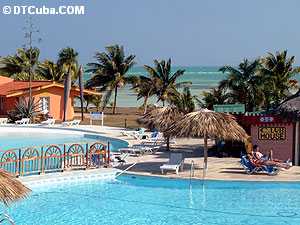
(138, 107, 183, 150)
(0, 170, 30, 206)
(167, 109, 249, 176)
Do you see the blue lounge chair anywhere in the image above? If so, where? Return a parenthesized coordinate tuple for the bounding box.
(240, 155, 279, 176)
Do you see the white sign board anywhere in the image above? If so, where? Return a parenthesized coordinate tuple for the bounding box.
(90, 112, 104, 126)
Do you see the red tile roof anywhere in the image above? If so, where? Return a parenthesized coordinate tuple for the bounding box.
(0, 76, 101, 97)
(0, 76, 53, 96)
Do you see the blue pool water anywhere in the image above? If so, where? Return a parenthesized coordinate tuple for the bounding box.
(0, 129, 128, 151)
(6, 175, 300, 225)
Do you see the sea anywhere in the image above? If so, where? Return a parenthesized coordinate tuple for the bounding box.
(84, 66, 300, 107)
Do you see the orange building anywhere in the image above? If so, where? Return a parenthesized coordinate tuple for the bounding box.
(0, 76, 100, 121)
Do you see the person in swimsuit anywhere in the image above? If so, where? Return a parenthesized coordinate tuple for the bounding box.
(250, 145, 291, 169)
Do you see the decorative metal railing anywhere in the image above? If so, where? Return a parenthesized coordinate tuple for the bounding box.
(0, 141, 110, 177)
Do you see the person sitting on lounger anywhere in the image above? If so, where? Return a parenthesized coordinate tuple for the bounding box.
(252, 145, 291, 165)
(248, 151, 291, 170)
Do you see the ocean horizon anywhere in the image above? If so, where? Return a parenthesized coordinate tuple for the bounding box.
(84, 66, 300, 107)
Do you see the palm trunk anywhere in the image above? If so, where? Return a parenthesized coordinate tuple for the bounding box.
(63, 67, 72, 122)
(166, 136, 170, 151)
(78, 65, 84, 121)
(203, 133, 208, 178)
(112, 86, 118, 114)
(143, 93, 150, 114)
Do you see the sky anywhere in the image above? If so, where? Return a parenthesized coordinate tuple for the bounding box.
(0, 0, 300, 66)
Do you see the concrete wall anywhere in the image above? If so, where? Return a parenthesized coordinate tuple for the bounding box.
(251, 123, 294, 161)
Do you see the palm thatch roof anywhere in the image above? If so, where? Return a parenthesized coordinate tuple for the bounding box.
(0, 170, 30, 206)
(167, 109, 249, 176)
(276, 91, 300, 119)
(138, 107, 183, 150)
(168, 109, 249, 141)
(138, 106, 183, 132)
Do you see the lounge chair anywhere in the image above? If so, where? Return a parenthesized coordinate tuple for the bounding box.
(141, 135, 176, 146)
(62, 119, 81, 126)
(15, 118, 30, 125)
(118, 145, 160, 156)
(110, 153, 129, 167)
(121, 128, 147, 139)
(0, 118, 8, 125)
(41, 118, 55, 126)
(160, 153, 184, 174)
(240, 155, 279, 176)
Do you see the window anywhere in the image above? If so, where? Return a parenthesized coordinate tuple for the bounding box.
(40, 97, 50, 114)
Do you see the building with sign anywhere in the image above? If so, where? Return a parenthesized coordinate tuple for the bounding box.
(237, 114, 295, 164)
(214, 103, 299, 165)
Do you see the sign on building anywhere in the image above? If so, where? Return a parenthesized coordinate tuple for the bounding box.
(258, 127, 286, 140)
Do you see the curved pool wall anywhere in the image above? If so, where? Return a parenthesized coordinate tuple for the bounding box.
(8, 174, 300, 225)
(0, 126, 128, 151)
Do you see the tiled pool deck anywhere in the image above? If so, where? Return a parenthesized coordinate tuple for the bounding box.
(17, 125, 300, 182)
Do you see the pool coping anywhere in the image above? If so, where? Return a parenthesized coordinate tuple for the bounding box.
(19, 168, 121, 187)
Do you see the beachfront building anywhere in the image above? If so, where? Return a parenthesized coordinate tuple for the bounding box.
(214, 103, 300, 165)
(0, 76, 100, 121)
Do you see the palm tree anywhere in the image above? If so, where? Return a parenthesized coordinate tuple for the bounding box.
(57, 47, 79, 121)
(260, 50, 300, 108)
(144, 59, 189, 106)
(86, 45, 136, 114)
(83, 94, 93, 113)
(91, 95, 102, 112)
(201, 87, 232, 110)
(219, 59, 264, 112)
(131, 75, 157, 114)
(0, 48, 41, 80)
(36, 60, 64, 82)
(169, 87, 198, 113)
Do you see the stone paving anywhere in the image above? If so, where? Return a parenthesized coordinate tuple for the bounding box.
(28, 125, 300, 182)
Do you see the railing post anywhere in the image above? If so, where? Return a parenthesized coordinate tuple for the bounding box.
(63, 144, 66, 171)
(107, 142, 110, 167)
(18, 149, 21, 177)
(40, 146, 44, 174)
(86, 143, 89, 169)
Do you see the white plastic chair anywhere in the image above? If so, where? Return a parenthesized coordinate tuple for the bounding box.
(15, 118, 30, 125)
(0, 118, 8, 125)
(160, 153, 184, 174)
(41, 119, 55, 126)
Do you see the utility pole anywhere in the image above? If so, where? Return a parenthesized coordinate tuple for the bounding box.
(23, 16, 41, 102)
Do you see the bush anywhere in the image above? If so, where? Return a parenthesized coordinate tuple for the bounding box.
(8, 97, 40, 122)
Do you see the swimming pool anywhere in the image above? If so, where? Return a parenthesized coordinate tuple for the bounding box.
(6, 174, 300, 225)
(0, 127, 128, 151)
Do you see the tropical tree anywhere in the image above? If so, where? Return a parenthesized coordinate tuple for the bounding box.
(91, 95, 102, 112)
(0, 48, 41, 80)
(57, 47, 79, 121)
(169, 87, 198, 113)
(36, 60, 64, 82)
(86, 45, 136, 114)
(219, 59, 264, 112)
(131, 75, 157, 114)
(144, 59, 189, 106)
(260, 50, 300, 108)
(201, 87, 231, 110)
(83, 95, 93, 113)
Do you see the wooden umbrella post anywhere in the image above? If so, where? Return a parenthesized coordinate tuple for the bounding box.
(203, 134, 208, 178)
